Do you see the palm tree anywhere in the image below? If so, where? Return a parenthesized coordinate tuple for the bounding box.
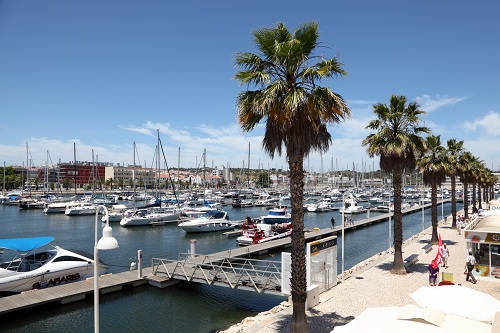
(457, 151, 475, 219)
(417, 135, 446, 244)
(234, 21, 350, 332)
(362, 95, 429, 274)
(445, 139, 464, 228)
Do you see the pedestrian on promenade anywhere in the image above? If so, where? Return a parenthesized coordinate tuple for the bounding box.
(465, 250, 477, 284)
(428, 260, 439, 286)
(456, 219, 462, 235)
(349, 217, 353, 225)
(442, 243, 449, 269)
(331, 217, 335, 228)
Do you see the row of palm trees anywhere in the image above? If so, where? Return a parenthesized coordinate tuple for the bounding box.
(233, 21, 496, 332)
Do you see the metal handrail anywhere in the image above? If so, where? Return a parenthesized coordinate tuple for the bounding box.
(150, 254, 282, 294)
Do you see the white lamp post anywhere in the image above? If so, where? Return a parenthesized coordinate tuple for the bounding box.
(94, 205, 119, 333)
(341, 191, 345, 282)
(388, 190, 391, 250)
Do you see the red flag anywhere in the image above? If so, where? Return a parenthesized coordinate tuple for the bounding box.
(433, 234, 443, 267)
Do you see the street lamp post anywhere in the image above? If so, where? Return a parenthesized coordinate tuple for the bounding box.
(341, 191, 345, 282)
(441, 187, 444, 222)
(388, 190, 391, 250)
(94, 205, 119, 333)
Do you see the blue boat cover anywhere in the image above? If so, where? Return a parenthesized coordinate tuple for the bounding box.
(0, 236, 54, 252)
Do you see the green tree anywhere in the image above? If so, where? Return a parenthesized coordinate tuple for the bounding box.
(445, 139, 464, 228)
(362, 95, 429, 274)
(457, 151, 475, 220)
(107, 177, 114, 190)
(234, 21, 350, 332)
(418, 135, 446, 244)
(258, 172, 271, 188)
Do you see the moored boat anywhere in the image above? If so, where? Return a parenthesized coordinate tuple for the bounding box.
(260, 207, 291, 224)
(0, 236, 109, 295)
(177, 210, 234, 233)
(236, 221, 292, 246)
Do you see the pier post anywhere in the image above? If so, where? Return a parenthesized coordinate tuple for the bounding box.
(190, 239, 197, 255)
(138, 249, 142, 278)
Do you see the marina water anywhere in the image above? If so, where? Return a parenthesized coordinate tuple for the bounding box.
(1, 201, 457, 332)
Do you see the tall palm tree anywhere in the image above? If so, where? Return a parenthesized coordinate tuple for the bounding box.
(234, 22, 350, 332)
(445, 139, 464, 228)
(457, 151, 475, 219)
(362, 95, 429, 274)
(470, 157, 484, 212)
(418, 135, 446, 244)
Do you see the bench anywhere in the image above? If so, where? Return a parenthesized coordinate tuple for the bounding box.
(404, 254, 419, 268)
(422, 244, 433, 254)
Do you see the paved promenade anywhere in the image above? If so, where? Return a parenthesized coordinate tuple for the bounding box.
(222, 215, 500, 333)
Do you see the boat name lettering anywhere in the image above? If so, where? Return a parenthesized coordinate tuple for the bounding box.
(32, 273, 81, 289)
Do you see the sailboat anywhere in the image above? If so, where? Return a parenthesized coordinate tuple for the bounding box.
(65, 148, 97, 216)
(120, 131, 183, 226)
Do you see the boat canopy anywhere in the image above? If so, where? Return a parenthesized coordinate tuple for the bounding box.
(0, 236, 54, 252)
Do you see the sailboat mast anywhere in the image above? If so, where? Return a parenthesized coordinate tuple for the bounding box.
(157, 129, 161, 205)
(26, 142, 29, 194)
(133, 141, 136, 207)
(73, 142, 77, 198)
(247, 142, 250, 188)
(91, 149, 95, 200)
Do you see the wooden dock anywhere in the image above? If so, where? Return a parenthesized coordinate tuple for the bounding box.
(0, 199, 448, 316)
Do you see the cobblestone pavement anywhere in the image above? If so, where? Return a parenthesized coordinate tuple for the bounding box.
(221, 215, 500, 333)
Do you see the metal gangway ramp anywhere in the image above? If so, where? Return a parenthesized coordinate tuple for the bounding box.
(151, 253, 283, 295)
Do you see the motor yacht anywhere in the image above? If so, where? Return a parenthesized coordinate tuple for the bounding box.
(177, 210, 234, 233)
(0, 236, 109, 295)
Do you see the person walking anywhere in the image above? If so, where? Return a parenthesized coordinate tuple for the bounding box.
(428, 260, 439, 286)
(456, 219, 462, 235)
(465, 250, 477, 284)
(330, 217, 335, 228)
(442, 243, 449, 269)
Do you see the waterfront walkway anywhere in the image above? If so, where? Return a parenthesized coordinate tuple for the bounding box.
(222, 215, 500, 333)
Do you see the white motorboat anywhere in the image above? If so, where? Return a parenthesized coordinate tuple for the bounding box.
(339, 198, 366, 214)
(64, 202, 97, 216)
(0, 236, 109, 295)
(1, 192, 22, 205)
(231, 198, 254, 208)
(237, 222, 292, 246)
(119, 207, 182, 227)
(254, 193, 280, 207)
(44, 200, 78, 214)
(101, 204, 129, 222)
(260, 207, 291, 224)
(177, 210, 234, 233)
(18, 197, 47, 209)
(306, 198, 338, 212)
(182, 199, 222, 217)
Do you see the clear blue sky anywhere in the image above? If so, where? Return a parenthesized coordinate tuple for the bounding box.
(1, 1, 499, 173)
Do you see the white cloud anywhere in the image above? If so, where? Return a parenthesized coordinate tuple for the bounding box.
(415, 94, 468, 112)
(462, 111, 500, 138)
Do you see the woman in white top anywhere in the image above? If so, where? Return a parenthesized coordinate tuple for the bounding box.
(441, 243, 449, 268)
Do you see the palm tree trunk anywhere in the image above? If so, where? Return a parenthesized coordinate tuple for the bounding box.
(472, 183, 477, 212)
(451, 175, 457, 228)
(430, 182, 438, 244)
(463, 181, 469, 219)
(391, 170, 406, 274)
(478, 184, 483, 209)
(288, 154, 309, 333)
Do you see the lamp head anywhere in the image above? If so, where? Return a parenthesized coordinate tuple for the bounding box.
(97, 225, 119, 250)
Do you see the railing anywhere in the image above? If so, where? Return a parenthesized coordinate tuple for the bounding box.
(151, 253, 282, 294)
